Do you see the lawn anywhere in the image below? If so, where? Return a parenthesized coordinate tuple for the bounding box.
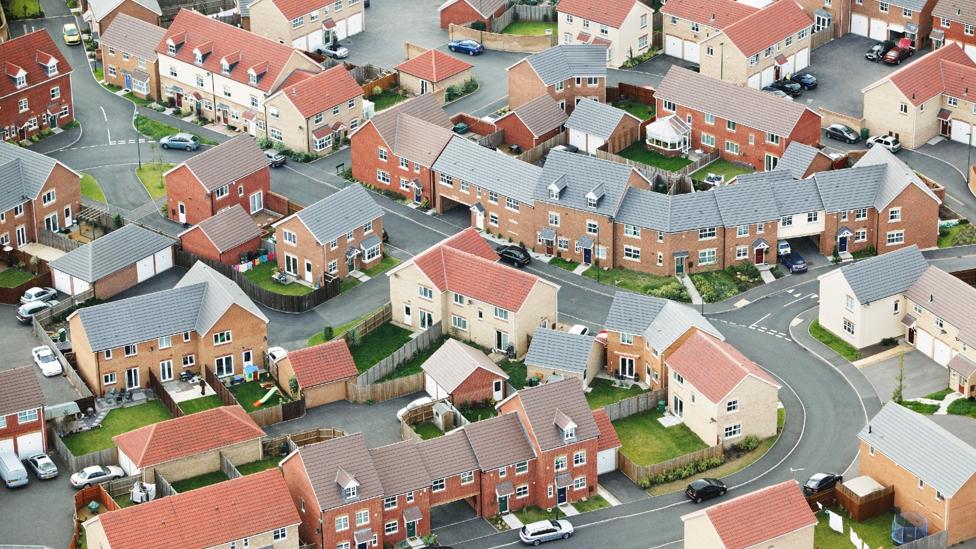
(229, 378, 286, 413)
(375, 336, 448, 382)
(925, 388, 953, 400)
(242, 261, 314, 296)
(171, 471, 229, 493)
(348, 322, 414, 371)
(513, 506, 564, 524)
(613, 409, 707, 466)
(691, 159, 755, 182)
(80, 173, 106, 202)
(0, 268, 33, 288)
(614, 100, 655, 121)
(8, 0, 41, 18)
(340, 277, 361, 293)
(814, 506, 894, 549)
(809, 320, 860, 362)
(690, 270, 751, 303)
(948, 397, 976, 418)
(135, 162, 173, 200)
(93, 67, 104, 81)
(363, 255, 401, 277)
(548, 257, 579, 271)
(938, 223, 976, 248)
(572, 495, 610, 513)
(308, 309, 384, 346)
(371, 90, 406, 111)
(500, 360, 527, 389)
(123, 92, 154, 107)
(62, 401, 171, 455)
(899, 400, 938, 414)
(178, 395, 224, 414)
(618, 142, 692, 171)
(134, 115, 216, 145)
(413, 422, 444, 440)
(236, 456, 280, 475)
(582, 267, 689, 302)
(501, 20, 557, 35)
(585, 378, 647, 410)
(460, 403, 497, 422)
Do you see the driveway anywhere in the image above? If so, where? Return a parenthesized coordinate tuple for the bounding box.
(860, 350, 948, 402)
(0, 452, 77, 548)
(432, 501, 497, 546)
(598, 471, 649, 504)
(0, 304, 83, 406)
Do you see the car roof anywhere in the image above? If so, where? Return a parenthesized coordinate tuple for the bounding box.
(525, 520, 557, 531)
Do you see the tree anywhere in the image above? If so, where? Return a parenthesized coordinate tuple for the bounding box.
(892, 354, 905, 403)
(322, 325, 334, 341)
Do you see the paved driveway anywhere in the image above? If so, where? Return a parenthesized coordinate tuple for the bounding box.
(431, 501, 497, 546)
(598, 471, 649, 504)
(0, 304, 83, 405)
(860, 350, 948, 402)
(0, 452, 77, 548)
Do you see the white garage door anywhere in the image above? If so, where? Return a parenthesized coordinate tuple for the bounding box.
(760, 66, 776, 87)
(52, 269, 72, 295)
(782, 54, 795, 77)
(966, 44, 976, 62)
(0, 438, 13, 455)
(73, 278, 91, 294)
(870, 19, 888, 40)
(136, 256, 155, 282)
(851, 14, 869, 37)
(934, 340, 952, 367)
(154, 248, 173, 273)
(916, 329, 934, 358)
(16, 432, 43, 460)
(665, 35, 682, 58)
(118, 450, 139, 476)
(307, 30, 325, 52)
(747, 73, 761, 89)
(335, 18, 348, 40)
(569, 128, 587, 150)
(347, 12, 363, 36)
(795, 48, 809, 71)
(291, 36, 306, 50)
(682, 40, 700, 63)
(951, 119, 972, 144)
(597, 448, 617, 474)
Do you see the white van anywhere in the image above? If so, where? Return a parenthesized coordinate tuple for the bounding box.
(0, 452, 29, 488)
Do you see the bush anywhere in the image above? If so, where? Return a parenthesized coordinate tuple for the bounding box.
(636, 456, 725, 488)
(646, 280, 689, 301)
(256, 137, 273, 149)
(113, 213, 124, 228)
(322, 326, 334, 341)
(542, 12, 549, 22)
(734, 435, 760, 452)
(372, 85, 382, 97)
(463, 77, 478, 93)
(445, 85, 462, 101)
(470, 21, 486, 30)
(725, 260, 760, 280)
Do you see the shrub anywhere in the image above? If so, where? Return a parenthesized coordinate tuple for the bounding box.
(322, 326, 334, 341)
(542, 12, 549, 22)
(734, 435, 760, 452)
(470, 21, 486, 31)
(637, 456, 725, 488)
(445, 85, 462, 101)
(256, 137, 273, 149)
(372, 85, 382, 97)
(288, 376, 299, 395)
(463, 77, 478, 93)
(112, 213, 124, 228)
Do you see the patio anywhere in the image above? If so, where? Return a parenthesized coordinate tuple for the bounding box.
(161, 376, 216, 403)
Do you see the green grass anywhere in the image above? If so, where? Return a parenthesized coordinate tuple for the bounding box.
(460, 403, 497, 422)
(809, 320, 860, 362)
(375, 336, 448, 382)
(778, 407, 786, 432)
(582, 267, 689, 302)
(572, 495, 610, 513)
(135, 162, 173, 200)
(513, 506, 564, 524)
(348, 322, 414, 371)
(236, 456, 280, 475)
(171, 470, 229, 493)
(925, 388, 953, 401)
(62, 401, 171, 455)
(690, 270, 744, 303)
(102, 82, 122, 93)
(948, 397, 976, 418)
(614, 100, 655, 121)
(123, 92, 153, 107)
(938, 223, 976, 248)
(814, 506, 894, 549)
(585, 378, 647, 410)
(500, 360, 526, 389)
(93, 67, 104, 81)
(899, 400, 938, 414)
(618, 142, 692, 171)
(548, 257, 579, 271)
(0, 268, 33, 288)
(134, 115, 217, 145)
(242, 261, 314, 296)
(178, 395, 224, 414)
(340, 277, 361, 293)
(80, 173, 106, 202)
(363, 255, 401, 277)
(228, 378, 286, 413)
(371, 90, 406, 111)
(8, 0, 41, 18)
(691, 159, 755, 182)
(413, 422, 444, 440)
(613, 409, 708, 466)
(307, 308, 385, 346)
(500, 20, 557, 35)
(114, 494, 134, 508)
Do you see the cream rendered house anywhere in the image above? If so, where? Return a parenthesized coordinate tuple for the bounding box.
(247, 0, 364, 52)
(660, 0, 758, 64)
(556, 0, 655, 68)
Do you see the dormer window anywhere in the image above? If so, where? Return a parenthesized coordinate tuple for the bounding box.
(194, 51, 203, 64)
(554, 409, 577, 443)
(586, 196, 598, 208)
(168, 43, 176, 55)
(336, 467, 360, 501)
(564, 426, 576, 442)
(343, 485, 357, 499)
(549, 188, 559, 199)
(46, 62, 57, 77)
(15, 74, 26, 88)
(220, 60, 230, 73)
(249, 72, 258, 85)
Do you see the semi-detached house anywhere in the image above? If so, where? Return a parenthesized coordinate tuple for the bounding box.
(506, 44, 607, 115)
(248, 0, 364, 52)
(660, 0, 758, 64)
(98, 13, 166, 101)
(0, 31, 74, 141)
(556, 0, 654, 68)
(850, 0, 939, 48)
(932, 0, 976, 55)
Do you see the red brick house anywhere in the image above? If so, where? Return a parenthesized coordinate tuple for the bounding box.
(178, 204, 264, 265)
(507, 45, 608, 115)
(421, 338, 509, 406)
(493, 94, 568, 151)
(164, 135, 270, 225)
(0, 30, 74, 142)
(439, 0, 508, 30)
(933, 0, 976, 53)
(83, 0, 161, 38)
(851, 0, 939, 49)
(0, 366, 46, 460)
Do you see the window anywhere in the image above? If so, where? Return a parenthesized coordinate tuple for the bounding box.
(843, 318, 855, 335)
(124, 344, 137, 357)
(182, 354, 196, 368)
(554, 456, 568, 471)
(766, 132, 780, 145)
(338, 543, 351, 549)
(900, 103, 908, 115)
(948, 96, 959, 107)
(489, 213, 499, 226)
(17, 98, 28, 113)
(699, 227, 716, 240)
(726, 400, 739, 413)
(516, 461, 528, 474)
(432, 478, 446, 492)
(419, 286, 433, 300)
(701, 133, 715, 147)
(506, 197, 519, 211)
(42, 190, 56, 206)
(662, 100, 675, 112)
(283, 230, 297, 245)
(880, 0, 888, 11)
(548, 212, 560, 226)
(378, 148, 388, 161)
(690, 22, 700, 32)
(291, 15, 304, 27)
(107, 65, 117, 78)
(807, 211, 819, 223)
(376, 170, 390, 184)
(724, 424, 742, 439)
(855, 208, 868, 220)
(558, 238, 569, 251)
(846, 295, 855, 312)
(494, 307, 509, 321)
(725, 140, 740, 155)
(498, 466, 507, 478)
(104, 349, 113, 360)
(936, 491, 944, 501)
(272, 528, 287, 541)
(384, 521, 398, 535)
(586, 196, 598, 208)
(918, 478, 924, 489)
(453, 292, 465, 305)
(623, 246, 640, 261)
(461, 470, 474, 484)
(586, 220, 599, 234)
(704, 113, 715, 125)
(736, 246, 748, 260)
(50, 86, 60, 100)
(736, 225, 748, 238)
(623, 224, 640, 238)
(17, 408, 38, 423)
(620, 333, 634, 345)
(516, 484, 529, 498)
(967, 23, 975, 36)
(400, 158, 409, 170)
(903, 7, 911, 16)
(726, 120, 737, 132)
(158, 335, 172, 349)
(886, 230, 905, 245)
(103, 372, 117, 385)
(936, 317, 945, 329)
(699, 249, 716, 265)
(555, 80, 564, 92)
(212, 330, 233, 345)
(384, 496, 397, 510)
(573, 451, 586, 466)
(638, 34, 648, 49)
(335, 515, 349, 531)
(355, 510, 369, 526)
(451, 315, 468, 331)
(270, 128, 283, 142)
(889, 207, 901, 222)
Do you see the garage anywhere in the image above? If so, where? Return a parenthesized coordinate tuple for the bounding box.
(425, 375, 450, 401)
(307, 30, 324, 52)
(915, 329, 934, 358)
(154, 248, 173, 273)
(780, 54, 795, 77)
(0, 438, 13, 455)
(665, 35, 682, 58)
(851, 13, 868, 37)
(760, 66, 776, 88)
(934, 340, 953, 367)
(52, 269, 72, 295)
(569, 128, 588, 150)
(346, 12, 363, 36)
(15, 432, 43, 460)
(597, 447, 617, 474)
(870, 18, 888, 40)
(795, 48, 809, 71)
(136, 255, 155, 282)
(951, 119, 972, 144)
(747, 73, 761, 89)
(682, 40, 700, 63)
(335, 18, 347, 40)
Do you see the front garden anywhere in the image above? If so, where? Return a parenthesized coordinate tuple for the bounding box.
(135, 162, 173, 201)
(134, 115, 217, 145)
(689, 262, 762, 303)
(584, 267, 689, 302)
(548, 257, 579, 272)
(809, 320, 860, 362)
(80, 173, 106, 202)
(938, 221, 976, 248)
(613, 409, 707, 466)
(62, 401, 172, 455)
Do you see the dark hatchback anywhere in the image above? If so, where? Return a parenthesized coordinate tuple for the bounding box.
(686, 478, 727, 503)
(790, 73, 818, 90)
(804, 473, 842, 495)
(496, 245, 531, 267)
(779, 252, 808, 274)
(769, 79, 803, 97)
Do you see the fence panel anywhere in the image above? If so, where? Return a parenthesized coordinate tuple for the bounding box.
(601, 389, 667, 421)
(347, 372, 425, 403)
(0, 270, 51, 304)
(36, 229, 83, 252)
(52, 432, 118, 473)
(262, 428, 345, 456)
(148, 370, 185, 418)
(203, 364, 240, 407)
(220, 452, 242, 480)
(449, 23, 555, 54)
(155, 471, 177, 498)
(617, 445, 724, 486)
(281, 397, 306, 421)
(356, 322, 442, 384)
(835, 483, 895, 522)
(479, 130, 506, 149)
(341, 303, 394, 344)
(103, 475, 141, 499)
(900, 531, 947, 549)
(811, 24, 834, 50)
(249, 405, 284, 427)
(33, 316, 93, 398)
(517, 131, 567, 164)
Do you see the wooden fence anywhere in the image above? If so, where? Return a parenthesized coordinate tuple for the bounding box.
(202, 364, 239, 407)
(203, 362, 305, 426)
(836, 482, 895, 522)
(33, 287, 95, 327)
(517, 130, 567, 164)
(36, 229, 84, 252)
(618, 445, 724, 486)
(52, 432, 118, 473)
(595, 148, 720, 189)
(356, 322, 442, 384)
(900, 531, 947, 549)
(805, 487, 837, 511)
(102, 474, 141, 500)
(220, 452, 242, 481)
(493, 3, 556, 32)
(148, 370, 185, 419)
(601, 389, 668, 421)
(811, 23, 834, 50)
(32, 316, 93, 398)
(342, 303, 394, 344)
(347, 371, 426, 403)
(155, 471, 176, 498)
(0, 270, 51, 304)
(261, 427, 345, 457)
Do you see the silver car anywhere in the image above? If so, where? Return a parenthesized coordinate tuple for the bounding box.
(21, 287, 57, 304)
(866, 134, 902, 153)
(26, 453, 59, 480)
(519, 519, 574, 545)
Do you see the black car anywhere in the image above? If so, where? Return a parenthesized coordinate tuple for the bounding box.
(790, 73, 818, 90)
(496, 245, 531, 267)
(686, 478, 726, 503)
(804, 473, 842, 495)
(825, 123, 860, 144)
(865, 40, 896, 62)
(768, 79, 803, 97)
(779, 252, 808, 274)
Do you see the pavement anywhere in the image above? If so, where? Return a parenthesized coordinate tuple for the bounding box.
(597, 471, 649, 504)
(431, 501, 497, 546)
(859, 350, 950, 402)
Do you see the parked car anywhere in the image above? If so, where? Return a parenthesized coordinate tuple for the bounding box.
(265, 148, 286, 167)
(62, 23, 81, 46)
(0, 452, 28, 488)
(26, 453, 59, 480)
(804, 473, 842, 495)
(70, 465, 125, 488)
(396, 396, 433, 421)
(686, 478, 727, 503)
(519, 519, 574, 545)
(20, 287, 57, 304)
(267, 346, 287, 364)
(883, 45, 911, 65)
(159, 133, 200, 151)
(768, 79, 803, 97)
(448, 39, 485, 56)
(824, 123, 860, 144)
(567, 325, 589, 335)
(779, 252, 808, 274)
(16, 300, 56, 324)
(865, 40, 896, 62)
(790, 73, 818, 90)
(496, 245, 531, 267)
(866, 134, 902, 153)
(32, 346, 62, 377)
(317, 44, 349, 59)
(551, 144, 579, 154)
(777, 240, 791, 256)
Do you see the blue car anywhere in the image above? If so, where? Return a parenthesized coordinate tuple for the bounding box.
(780, 252, 808, 274)
(790, 73, 818, 90)
(448, 40, 484, 56)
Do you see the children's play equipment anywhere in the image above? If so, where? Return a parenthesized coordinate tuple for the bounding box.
(253, 386, 279, 408)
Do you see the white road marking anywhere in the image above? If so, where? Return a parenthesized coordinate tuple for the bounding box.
(783, 294, 808, 307)
(749, 313, 770, 328)
(947, 194, 965, 206)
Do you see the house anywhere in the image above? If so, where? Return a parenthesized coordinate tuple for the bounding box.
(83, 0, 160, 38)
(178, 204, 264, 265)
(272, 183, 384, 283)
(68, 262, 270, 396)
(98, 13, 166, 100)
(113, 405, 264, 482)
(459, 412, 538, 516)
(273, 339, 358, 407)
(493, 94, 568, 151)
(660, 0, 759, 64)
(387, 228, 559, 356)
(932, 0, 976, 56)
(0, 142, 80, 250)
(861, 43, 976, 149)
(698, 0, 814, 89)
(156, 9, 322, 133)
(0, 31, 74, 141)
(48, 224, 175, 299)
(523, 326, 604, 385)
(507, 44, 607, 115)
(350, 94, 454, 206)
(367, 441, 435, 546)
(654, 66, 822, 171)
(850, 0, 940, 49)
(82, 469, 301, 549)
(439, 0, 507, 30)
(0, 366, 46, 459)
(777, 141, 835, 179)
(395, 48, 474, 99)
(603, 291, 723, 389)
(247, 0, 365, 52)
(859, 402, 976, 544)
(264, 65, 364, 154)
(164, 135, 270, 225)
(666, 331, 781, 446)
(564, 97, 641, 154)
(681, 480, 816, 548)
(556, 0, 655, 68)
(420, 338, 509, 405)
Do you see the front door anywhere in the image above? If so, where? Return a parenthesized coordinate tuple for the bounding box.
(357, 543, 368, 549)
(420, 79, 429, 94)
(545, 241, 554, 255)
(64, 206, 72, 227)
(941, 119, 951, 137)
(420, 310, 434, 330)
(582, 247, 592, 265)
(347, 252, 356, 271)
(838, 235, 849, 253)
(175, 93, 183, 108)
(403, 304, 412, 326)
(475, 210, 484, 230)
(159, 360, 173, 382)
(673, 395, 684, 417)
(675, 256, 685, 276)
(304, 260, 313, 283)
(619, 356, 635, 378)
(498, 495, 509, 514)
(908, 327, 916, 344)
(249, 191, 263, 214)
(557, 487, 567, 504)
(125, 367, 140, 389)
(755, 247, 765, 265)
(178, 202, 186, 223)
(414, 185, 423, 204)
(124, 73, 132, 90)
(406, 521, 417, 538)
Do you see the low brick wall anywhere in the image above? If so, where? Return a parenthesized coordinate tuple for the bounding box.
(448, 24, 555, 53)
(818, 107, 865, 131)
(451, 113, 498, 136)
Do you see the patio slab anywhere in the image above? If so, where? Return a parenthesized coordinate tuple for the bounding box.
(162, 377, 215, 403)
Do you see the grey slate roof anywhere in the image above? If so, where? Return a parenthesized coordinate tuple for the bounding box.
(185, 204, 262, 253)
(0, 366, 44, 417)
(181, 135, 268, 192)
(778, 141, 823, 180)
(813, 164, 890, 212)
(665, 191, 722, 232)
(443, 0, 507, 19)
(505, 94, 568, 138)
(854, 144, 942, 209)
(238, 0, 254, 16)
(392, 113, 455, 168)
(98, 13, 165, 62)
(712, 177, 781, 227)
(770, 178, 825, 217)
(564, 98, 636, 141)
(297, 433, 386, 511)
(859, 402, 976, 497)
(292, 184, 383, 245)
(421, 339, 507, 393)
(884, 0, 930, 12)
(535, 150, 640, 217)
(175, 260, 268, 331)
(0, 141, 61, 214)
(604, 291, 723, 352)
(933, 0, 976, 25)
(838, 245, 929, 305)
(49, 224, 175, 282)
(514, 378, 599, 452)
(524, 327, 596, 375)
(463, 413, 536, 470)
(522, 44, 608, 85)
(905, 265, 976, 347)
(368, 441, 433, 496)
(432, 135, 542, 205)
(615, 187, 671, 232)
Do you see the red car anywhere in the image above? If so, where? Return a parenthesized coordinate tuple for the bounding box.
(883, 38, 913, 65)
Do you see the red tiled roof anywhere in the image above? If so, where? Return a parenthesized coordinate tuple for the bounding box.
(278, 68, 314, 90)
(557, 0, 638, 28)
(113, 405, 264, 467)
(701, 481, 816, 549)
(886, 44, 976, 106)
(577, 31, 591, 42)
(277, 65, 363, 119)
(660, 0, 757, 29)
(0, 31, 71, 100)
(665, 331, 780, 403)
(97, 469, 300, 549)
(269, 0, 330, 21)
(591, 37, 611, 46)
(592, 409, 621, 451)
(722, 0, 812, 57)
(158, 9, 311, 93)
(396, 49, 473, 83)
(286, 339, 358, 388)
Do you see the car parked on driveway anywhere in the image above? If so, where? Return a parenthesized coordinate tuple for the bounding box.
(761, 87, 793, 100)
(317, 44, 349, 59)
(866, 134, 902, 153)
(790, 73, 818, 90)
(780, 252, 808, 274)
(883, 44, 911, 65)
(16, 300, 56, 324)
(777, 240, 791, 256)
(448, 40, 484, 56)
(686, 477, 726, 503)
(32, 346, 62, 377)
(26, 454, 59, 480)
(21, 287, 57, 305)
(265, 148, 286, 167)
(496, 245, 531, 267)
(0, 452, 28, 488)
(804, 473, 842, 495)
(865, 40, 896, 62)
(519, 519, 574, 545)
(824, 123, 860, 144)
(159, 133, 200, 151)
(70, 465, 125, 488)
(768, 79, 803, 97)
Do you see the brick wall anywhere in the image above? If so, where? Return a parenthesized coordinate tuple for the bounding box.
(281, 452, 325, 548)
(440, 1, 492, 30)
(0, 409, 45, 456)
(451, 368, 503, 406)
(876, 183, 940, 253)
(97, 0, 160, 36)
(165, 165, 210, 224)
(180, 226, 261, 265)
(508, 60, 605, 115)
(91, 263, 139, 299)
(852, 0, 937, 47)
(101, 45, 161, 100)
(351, 121, 437, 204)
